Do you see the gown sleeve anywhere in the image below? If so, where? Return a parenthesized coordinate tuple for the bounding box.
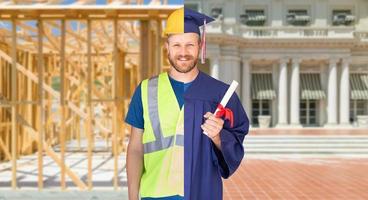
(211, 92, 249, 179)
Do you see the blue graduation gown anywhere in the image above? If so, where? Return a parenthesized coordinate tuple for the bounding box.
(184, 71, 249, 200)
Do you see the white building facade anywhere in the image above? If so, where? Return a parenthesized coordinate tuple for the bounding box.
(186, 0, 368, 128)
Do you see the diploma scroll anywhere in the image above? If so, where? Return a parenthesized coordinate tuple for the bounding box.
(203, 80, 239, 136)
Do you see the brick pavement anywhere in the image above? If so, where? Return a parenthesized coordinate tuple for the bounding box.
(223, 158, 368, 200)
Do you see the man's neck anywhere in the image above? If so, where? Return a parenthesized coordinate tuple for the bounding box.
(168, 67, 199, 83)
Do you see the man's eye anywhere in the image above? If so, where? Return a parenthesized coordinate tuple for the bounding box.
(173, 44, 180, 47)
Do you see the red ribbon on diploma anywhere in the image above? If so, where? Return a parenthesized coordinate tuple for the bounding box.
(215, 104, 234, 128)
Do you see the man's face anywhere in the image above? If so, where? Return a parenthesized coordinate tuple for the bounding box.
(166, 33, 200, 73)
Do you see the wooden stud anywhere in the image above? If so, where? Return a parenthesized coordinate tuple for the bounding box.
(11, 18, 18, 190)
(156, 19, 162, 73)
(112, 18, 119, 190)
(60, 19, 67, 190)
(0, 137, 11, 160)
(86, 18, 93, 190)
(26, 51, 33, 155)
(139, 20, 149, 81)
(37, 19, 44, 190)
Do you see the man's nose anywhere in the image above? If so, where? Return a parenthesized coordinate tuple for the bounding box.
(178, 46, 189, 56)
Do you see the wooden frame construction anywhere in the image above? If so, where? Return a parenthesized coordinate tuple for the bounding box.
(0, 1, 179, 190)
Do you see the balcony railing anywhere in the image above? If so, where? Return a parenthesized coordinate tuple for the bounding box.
(206, 22, 366, 40)
(241, 27, 356, 38)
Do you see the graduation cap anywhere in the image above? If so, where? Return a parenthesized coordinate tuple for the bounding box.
(164, 8, 215, 64)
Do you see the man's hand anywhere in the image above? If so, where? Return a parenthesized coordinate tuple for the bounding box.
(201, 112, 224, 150)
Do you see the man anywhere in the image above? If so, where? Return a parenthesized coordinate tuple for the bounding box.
(125, 7, 249, 200)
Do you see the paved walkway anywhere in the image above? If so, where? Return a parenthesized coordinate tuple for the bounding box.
(224, 157, 368, 200)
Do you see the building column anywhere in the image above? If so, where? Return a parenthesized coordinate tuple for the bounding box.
(272, 63, 279, 127)
(241, 57, 252, 125)
(290, 58, 302, 127)
(339, 58, 351, 126)
(220, 55, 241, 95)
(219, 46, 241, 95)
(207, 44, 221, 80)
(276, 58, 289, 127)
(209, 57, 220, 80)
(325, 58, 339, 126)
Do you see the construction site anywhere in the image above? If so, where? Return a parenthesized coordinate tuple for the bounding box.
(0, 1, 180, 198)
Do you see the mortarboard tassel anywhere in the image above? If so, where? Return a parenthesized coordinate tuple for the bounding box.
(201, 18, 206, 64)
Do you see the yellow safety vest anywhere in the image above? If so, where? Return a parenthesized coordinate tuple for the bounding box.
(140, 72, 184, 198)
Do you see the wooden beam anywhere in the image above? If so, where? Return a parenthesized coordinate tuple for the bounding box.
(11, 18, 17, 190)
(0, 5, 179, 20)
(112, 18, 119, 190)
(45, 21, 100, 52)
(15, 22, 62, 52)
(86, 18, 93, 190)
(156, 19, 162, 73)
(37, 19, 44, 190)
(0, 137, 11, 160)
(60, 19, 66, 190)
(119, 51, 126, 153)
(139, 20, 149, 80)
(26, 51, 33, 156)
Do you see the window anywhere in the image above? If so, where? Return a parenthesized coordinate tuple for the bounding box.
(210, 7, 223, 20)
(300, 100, 317, 126)
(332, 10, 354, 26)
(240, 10, 266, 26)
(350, 100, 368, 123)
(252, 100, 271, 125)
(287, 9, 310, 26)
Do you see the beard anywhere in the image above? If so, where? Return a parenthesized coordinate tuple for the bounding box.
(168, 52, 198, 74)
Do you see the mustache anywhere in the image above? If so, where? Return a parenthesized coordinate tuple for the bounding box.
(176, 55, 194, 60)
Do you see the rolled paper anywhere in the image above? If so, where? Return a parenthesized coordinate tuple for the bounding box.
(214, 80, 238, 115)
(203, 80, 239, 135)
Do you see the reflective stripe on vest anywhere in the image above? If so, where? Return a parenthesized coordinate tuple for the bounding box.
(143, 76, 184, 154)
